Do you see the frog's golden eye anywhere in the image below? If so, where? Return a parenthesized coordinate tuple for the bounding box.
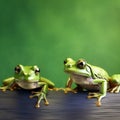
(15, 65, 21, 74)
(34, 66, 40, 75)
(77, 60, 86, 69)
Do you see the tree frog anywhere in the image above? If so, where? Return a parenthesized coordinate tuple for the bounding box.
(63, 58, 120, 106)
(0, 64, 55, 108)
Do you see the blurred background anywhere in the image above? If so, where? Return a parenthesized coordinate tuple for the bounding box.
(0, 0, 120, 87)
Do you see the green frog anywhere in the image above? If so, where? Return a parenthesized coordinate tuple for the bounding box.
(0, 64, 55, 108)
(63, 58, 120, 106)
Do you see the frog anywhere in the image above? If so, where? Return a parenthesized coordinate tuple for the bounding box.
(0, 64, 55, 108)
(63, 58, 120, 106)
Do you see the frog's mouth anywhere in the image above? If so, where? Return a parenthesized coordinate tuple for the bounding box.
(15, 79, 39, 89)
(64, 69, 91, 78)
(15, 78, 39, 83)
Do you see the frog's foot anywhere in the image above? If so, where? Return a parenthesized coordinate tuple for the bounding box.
(88, 92, 100, 98)
(29, 91, 49, 108)
(48, 87, 60, 91)
(0, 83, 17, 92)
(50, 87, 77, 93)
(0, 86, 16, 92)
(108, 85, 120, 93)
(62, 87, 77, 94)
(0, 86, 8, 92)
(88, 92, 105, 107)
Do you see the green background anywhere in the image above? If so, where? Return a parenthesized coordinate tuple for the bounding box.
(0, 0, 120, 87)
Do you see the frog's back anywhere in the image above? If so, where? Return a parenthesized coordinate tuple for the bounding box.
(91, 65, 110, 80)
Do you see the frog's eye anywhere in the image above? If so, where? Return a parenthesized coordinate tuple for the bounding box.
(64, 58, 73, 64)
(77, 60, 86, 69)
(35, 68, 40, 74)
(15, 65, 21, 74)
(64, 59, 67, 64)
(34, 66, 40, 75)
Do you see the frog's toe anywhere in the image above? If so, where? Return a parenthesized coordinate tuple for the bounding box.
(96, 101, 101, 107)
(64, 88, 77, 93)
(109, 85, 120, 93)
(35, 99, 49, 108)
(45, 100, 49, 105)
(114, 89, 120, 93)
(115, 86, 120, 93)
(2, 89, 6, 92)
(112, 89, 119, 93)
(88, 92, 99, 98)
(10, 88, 15, 91)
(33, 91, 49, 108)
(29, 92, 39, 98)
(0, 87, 7, 92)
(48, 87, 60, 91)
(29, 95, 33, 99)
(35, 103, 40, 108)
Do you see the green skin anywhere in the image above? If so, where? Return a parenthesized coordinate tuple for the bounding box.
(0, 64, 55, 108)
(63, 58, 120, 106)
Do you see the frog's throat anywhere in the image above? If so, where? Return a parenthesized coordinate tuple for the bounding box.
(65, 70, 91, 78)
(15, 79, 40, 89)
(15, 78, 39, 83)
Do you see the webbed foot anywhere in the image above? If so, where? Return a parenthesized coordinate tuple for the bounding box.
(108, 85, 120, 93)
(0, 86, 8, 92)
(88, 92, 105, 107)
(48, 87, 60, 91)
(0, 82, 17, 92)
(58, 87, 77, 93)
(0, 86, 16, 92)
(29, 91, 49, 108)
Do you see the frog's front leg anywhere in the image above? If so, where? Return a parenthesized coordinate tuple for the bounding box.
(0, 77, 15, 91)
(29, 82, 49, 108)
(61, 77, 78, 93)
(88, 79, 107, 107)
(108, 74, 120, 93)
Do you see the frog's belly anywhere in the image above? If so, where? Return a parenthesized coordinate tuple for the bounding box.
(71, 74, 100, 91)
(16, 81, 40, 90)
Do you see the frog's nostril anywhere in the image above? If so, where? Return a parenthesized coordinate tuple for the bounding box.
(67, 64, 72, 68)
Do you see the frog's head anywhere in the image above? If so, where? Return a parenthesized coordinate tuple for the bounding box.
(64, 58, 92, 77)
(14, 64, 40, 83)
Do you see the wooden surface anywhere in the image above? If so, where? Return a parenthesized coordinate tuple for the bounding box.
(0, 90, 120, 120)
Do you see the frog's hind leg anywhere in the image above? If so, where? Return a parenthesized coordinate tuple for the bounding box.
(109, 74, 120, 93)
(29, 82, 49, 108)
(87, 79, 107, 107)
(109, 85, 120, 93)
